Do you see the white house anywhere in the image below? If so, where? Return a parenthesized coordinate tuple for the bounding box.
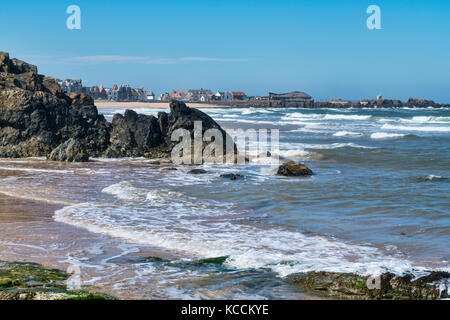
(214, 90, 231, 101)
(145, 90, 155, 101)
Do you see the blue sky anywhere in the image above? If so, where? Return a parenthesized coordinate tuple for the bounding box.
(1, 0, 450, 102)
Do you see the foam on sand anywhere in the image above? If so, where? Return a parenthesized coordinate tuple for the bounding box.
(54, 187, 440, 278)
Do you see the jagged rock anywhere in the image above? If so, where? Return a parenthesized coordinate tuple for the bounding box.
(166, 100, 235, 152)
(0, 53, 111, 159)
(48, 138, 89, 162)
(277, 161, 313, 176)
(105, 109, 163, 157)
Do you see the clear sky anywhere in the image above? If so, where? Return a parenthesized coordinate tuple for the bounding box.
(1, 0, 450, 102)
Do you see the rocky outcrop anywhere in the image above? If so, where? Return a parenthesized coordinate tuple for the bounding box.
(0, 52, 111, 160)
(277, 161, 313, 176)
(288, 271, 450, 300)
(106, 109, 164, 157)
(0, 52, 235, 162)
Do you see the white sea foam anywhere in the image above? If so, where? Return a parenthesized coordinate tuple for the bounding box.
(370, 132, 408, 139)
(278, 149, 310, 158)
(323, 114, 372, 121)
(0, 166, 73, 174)
(381, 124, 450, 132)
(281, 113, 322, 120)
(402, 116, 450, 124)
(333, 131, 362, 137)
(102, 181, 148, 201)
(301, 143, 374, 150)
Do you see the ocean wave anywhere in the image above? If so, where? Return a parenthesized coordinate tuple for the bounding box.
(370, 132, 408, 139)
(402, 116, 450, 124)
(281, 113, 371, 121)
(288, 127, 330, 134)
(333, 131, 363, 137)
(381, 124, 450, 132)
(419, 175, 448, 182)
(323, 114, 372, 121)
(54, 201, 435, 278)
(281, 113, 322, 120)
(102, 181, 192, 203)
(0, 166, 73, 174)
(278, 149, 311, 158)
(301, 143, 374, 150)
(102, 181, 149, 201)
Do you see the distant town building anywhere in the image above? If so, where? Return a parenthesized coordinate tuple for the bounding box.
(329, 99, 350, 105)
(212, 90, 231, 101)
(145, 90, 155, 101)
(170, 89, 213, 102)
(56, 80, 155, 102)
(106, 85, 119, 101)
(269, 91, 312, 101)
(229, 91, 247, 100)
(158, 92, 171, 102)
(57, 79, 83, 94)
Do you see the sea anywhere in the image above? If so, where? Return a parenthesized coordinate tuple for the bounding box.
(0, 106, 449, 299)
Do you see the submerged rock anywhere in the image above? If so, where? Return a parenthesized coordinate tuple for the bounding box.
(0, 52, 236, 162)
(188, 169, 208, 174)
(277, 161, 313, 176)
(220, 173, 244, 180)
(288, 271, 450, 300)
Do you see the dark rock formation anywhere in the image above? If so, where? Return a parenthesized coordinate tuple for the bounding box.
(188, 169, 208, 174)
(0, 52, 235, 162)
(277, 161, 313, 176)
(220, 173, 244, 180)
(106, 109, 164, 157)
(288, 271, 450, 300)
(0, 52, 111, 160)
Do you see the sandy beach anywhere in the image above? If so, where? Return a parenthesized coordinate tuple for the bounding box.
(95, 101, 229, 109)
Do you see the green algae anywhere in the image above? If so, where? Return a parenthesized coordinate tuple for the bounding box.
(0, 261, 114, 300)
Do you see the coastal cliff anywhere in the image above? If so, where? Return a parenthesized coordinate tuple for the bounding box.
(0, 52, 231, 162)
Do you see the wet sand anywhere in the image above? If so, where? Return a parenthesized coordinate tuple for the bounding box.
(95, 101, 230, 109)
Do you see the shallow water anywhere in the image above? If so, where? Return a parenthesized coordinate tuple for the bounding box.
(0, 106, 449, 299)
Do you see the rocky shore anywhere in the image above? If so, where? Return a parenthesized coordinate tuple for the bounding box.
(0, 52, 233, 162)
(0, 261, 112, 300)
